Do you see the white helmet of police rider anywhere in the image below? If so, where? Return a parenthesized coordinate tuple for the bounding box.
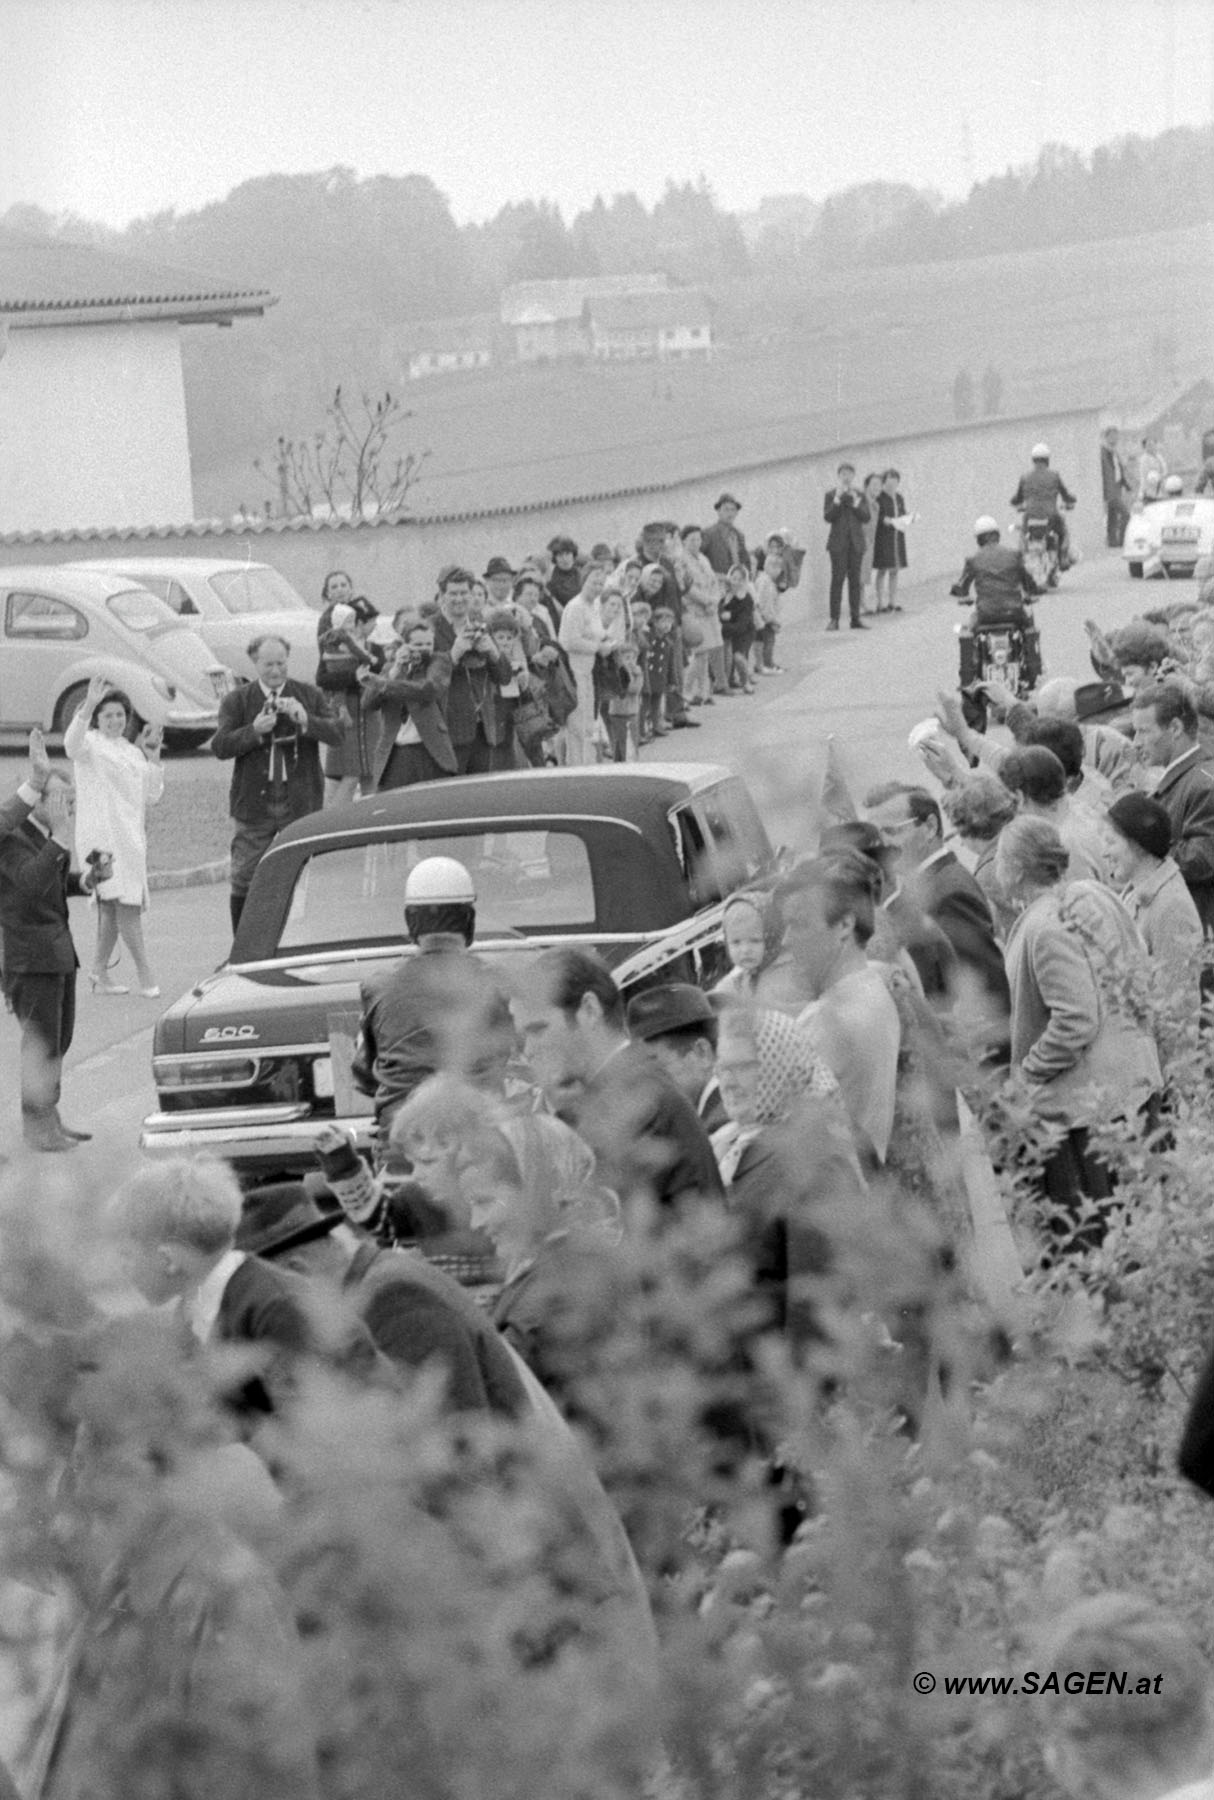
(404, 857, 476, 908)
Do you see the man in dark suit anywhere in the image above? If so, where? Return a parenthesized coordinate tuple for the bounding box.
(1131, 681, 1214, 933)
(112, 1152, 380, 1422)
(823, 461, 871, 631)
(0, 732, 101, 1151)
(625, 983, 727, 1133)
(700, 492, 751, 577)
(211, 634, 342, 937)
(865, 782, 1011, 1061)
(1100, 425, 1132, 549)
(513, 949, 723, 1209)
(429, 566, 517, 773)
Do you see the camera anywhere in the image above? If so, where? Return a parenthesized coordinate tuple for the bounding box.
(85, 848, 111, 867)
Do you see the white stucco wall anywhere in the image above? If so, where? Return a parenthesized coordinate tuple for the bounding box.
(0, 320, 194, 532)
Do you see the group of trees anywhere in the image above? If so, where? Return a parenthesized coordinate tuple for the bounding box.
(6, 123, 1214, 320)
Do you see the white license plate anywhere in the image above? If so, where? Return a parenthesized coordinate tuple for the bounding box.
(1162, 528, 1200, 544)
(312, 1056, 334, 1098)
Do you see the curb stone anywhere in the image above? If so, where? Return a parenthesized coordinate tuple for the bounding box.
(149, 858, 230, 892)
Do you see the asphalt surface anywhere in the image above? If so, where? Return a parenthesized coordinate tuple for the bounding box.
(0, 550, 1161, 1165)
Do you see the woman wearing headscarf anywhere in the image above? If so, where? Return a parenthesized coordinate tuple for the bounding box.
(711, 1005, 864, 1345)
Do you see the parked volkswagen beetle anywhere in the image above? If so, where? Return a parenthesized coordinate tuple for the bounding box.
(0, 564, 234, 745)
(69, 556, 318, 681)
(141, 763, 775, 1181)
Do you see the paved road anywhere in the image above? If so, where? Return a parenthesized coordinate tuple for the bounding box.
(0, 550, 1159, 1163)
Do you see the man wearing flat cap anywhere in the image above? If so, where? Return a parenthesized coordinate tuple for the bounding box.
(625, 982, 726, 1132)
(701, 493, 751, 579)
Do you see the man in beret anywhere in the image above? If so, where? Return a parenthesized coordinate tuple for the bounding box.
(701, 493, 751, 579)
(625, 983, 725, 1132)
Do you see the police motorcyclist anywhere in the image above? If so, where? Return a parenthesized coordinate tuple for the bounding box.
(352, 856, 512, 1148)
(1010, 442, 1077, 570)
(952, 516, 1044, 691)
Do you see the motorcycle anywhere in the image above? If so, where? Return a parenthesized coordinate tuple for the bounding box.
(1019, 513, 1058, 591)
(954, 594, 1042, 733)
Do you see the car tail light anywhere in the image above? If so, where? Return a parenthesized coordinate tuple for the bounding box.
(154, 1056, 258, 1089)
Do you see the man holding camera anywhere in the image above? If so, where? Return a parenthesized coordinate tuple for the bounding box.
(430, 567, 516, 774)
(823, 462, 871, 631)
(212, 634, 343, 937)
(0, 730, 104, 1151)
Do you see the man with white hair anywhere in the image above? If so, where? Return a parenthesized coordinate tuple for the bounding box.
(112, 1154, 320, 1419)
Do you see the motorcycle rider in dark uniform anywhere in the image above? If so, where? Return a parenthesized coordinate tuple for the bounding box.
(1010, 442, 1077, 570)
(952, 516, 1044, 722)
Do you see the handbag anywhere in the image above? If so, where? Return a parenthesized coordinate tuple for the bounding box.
(513, 692, 554, 749)
(544, 652, 579, 727)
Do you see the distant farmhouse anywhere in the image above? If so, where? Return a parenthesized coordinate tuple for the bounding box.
(0, 231, 274, 533)
(392, 314, 495, 381)
(499, 273, 711, 364)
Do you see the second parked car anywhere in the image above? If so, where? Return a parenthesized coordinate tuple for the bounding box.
(70, 556, 319, 680)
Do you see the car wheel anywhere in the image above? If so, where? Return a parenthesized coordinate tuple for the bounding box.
(1128, 561, 1143, 579)
(52, 683, 89, 736)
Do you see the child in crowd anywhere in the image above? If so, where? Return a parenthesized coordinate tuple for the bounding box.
(719, 564, 757, 694)
(712, 889, 808, 1013)
(316, 601, 386, 803)
(640, 604, 677, 742)
(752, 549, 785, 676)
(486, 606, 534, 762)
(596, 590, 640, 762)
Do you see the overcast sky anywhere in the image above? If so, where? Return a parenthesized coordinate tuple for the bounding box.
(4, 0, 1214, 227)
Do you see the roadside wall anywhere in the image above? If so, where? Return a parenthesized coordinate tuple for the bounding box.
(2, 406, 1104, 616)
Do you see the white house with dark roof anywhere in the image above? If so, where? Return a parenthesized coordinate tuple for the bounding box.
(500, 274, 670, 362)
(0, 231, 275, 533)
(584, 290, 712, 363)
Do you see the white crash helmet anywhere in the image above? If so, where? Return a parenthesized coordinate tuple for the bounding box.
(1031, 443, 1050, 461)
(404, 856, 476, 907)
(1163, 475, 1185, 496)
(974, 515, 1000, 537)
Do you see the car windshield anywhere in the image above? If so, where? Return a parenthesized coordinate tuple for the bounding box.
(209, 566, 311, 616)
(106, 587, 177, 633)
(277, 831, 596, 949)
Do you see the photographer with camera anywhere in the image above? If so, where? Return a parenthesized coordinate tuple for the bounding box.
(212, 634, 343, 938)
(431, 567, 516, 774)
(365, 614, 458, 790)
(823, 462, 872, 632)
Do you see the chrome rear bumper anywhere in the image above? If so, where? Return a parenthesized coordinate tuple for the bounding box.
(140, 1107, 374, 1164)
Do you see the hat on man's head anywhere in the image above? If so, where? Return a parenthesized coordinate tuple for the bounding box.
(236, 1183, 341, 1260)
(1106, 794, 1172, 862)
(626, 983, 717, 1042)
(714, 492, 741, 511)
(483, 556, 515, 580)
(1074, 679, 1127, 722)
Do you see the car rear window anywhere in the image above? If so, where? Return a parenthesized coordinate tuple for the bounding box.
(277, 831, 596, 948)
(106, 588, 176, 633)
(210, 567, 310, 616)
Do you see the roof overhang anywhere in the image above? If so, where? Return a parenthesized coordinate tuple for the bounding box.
(2, 294, 277, 329)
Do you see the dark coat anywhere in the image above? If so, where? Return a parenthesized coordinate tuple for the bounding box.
(700, 519, 751, 577)
(1179, 1325, 1214, 1499)
(1101, 443, 1130, 507)
(431, 615, 516, 747)
(343, 1240, 529, 1417)
(212, 1253, 317, 1418)
(211, 678, 342, 825)
(572, 1043, 724, 1209)
(364, 651, 458, 782)
(823, 487, 871, 558)
(1151, 745, 1214, 933)
(0, 792, 86, 979)
(913, 850, 1012, 1041)
(873, 490, 908, 570)
(353, 943, 512, 1126)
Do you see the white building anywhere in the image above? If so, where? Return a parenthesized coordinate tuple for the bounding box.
(0, 231, 274, 534)
(500, 274, 670, 362)
(585, 291, 712, 362)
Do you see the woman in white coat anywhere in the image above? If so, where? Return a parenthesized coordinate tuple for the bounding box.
(557, 563, 609, 765)
(64, 675, 165, 996)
